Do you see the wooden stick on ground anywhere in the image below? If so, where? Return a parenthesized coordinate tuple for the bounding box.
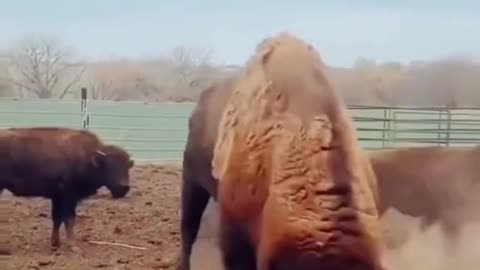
(89, 240, 147, 251)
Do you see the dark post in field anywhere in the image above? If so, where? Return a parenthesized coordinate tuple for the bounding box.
(81, 87, 89, 130)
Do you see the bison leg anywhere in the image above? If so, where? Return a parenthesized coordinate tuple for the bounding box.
(419, 216, 436, 232)
(439, 218, 463, 269)
(440, 219, 461, 251)
(50, 196, 78, 249)
(219, 221, 256, 270)
(176, 174, 211, 270)
(50, 197, 64, 248)
(63, 199, 82, 252)
(64, 200, 78, 242)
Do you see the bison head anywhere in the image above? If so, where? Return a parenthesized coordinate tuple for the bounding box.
(92, 145, 134, 198)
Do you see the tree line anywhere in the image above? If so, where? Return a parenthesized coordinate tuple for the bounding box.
(1, 34, 479, 107)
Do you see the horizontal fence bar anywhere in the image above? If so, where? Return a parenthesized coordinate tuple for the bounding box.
(1, 98, 479, 160)
(123, 148, 182, 152)
(0, 111, 79, 116)
(353, 117, 480, 124)
(348, 105, 480, 110)
(89, 113, 188, 119)
(356, 127, 480, 133)
(90, 125, 187, 132)
(103, 137, 187, 143)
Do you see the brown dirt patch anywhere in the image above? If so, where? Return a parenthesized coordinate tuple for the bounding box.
(2, 164, 480, 270)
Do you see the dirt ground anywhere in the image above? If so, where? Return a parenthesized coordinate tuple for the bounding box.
(2, 163, 480, 270)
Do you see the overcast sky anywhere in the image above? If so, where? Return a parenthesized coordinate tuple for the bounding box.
(1, 0, 479, 67)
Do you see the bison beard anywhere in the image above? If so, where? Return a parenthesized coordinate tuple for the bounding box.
(0, 127, 134, 249)
(211, 33, 386, 270)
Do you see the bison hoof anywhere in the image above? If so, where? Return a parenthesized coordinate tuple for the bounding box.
(175, 255, 189, 270)
(50, 239, 60, 249)
(67, 244, 81, 253)
(0, 245, 13, 256)
(50, 245, 60, 254)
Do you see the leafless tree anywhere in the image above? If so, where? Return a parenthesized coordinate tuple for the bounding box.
(169, 45, 213, 87)
(163, 45, 221, 101)
(0, 55, 10, 96)
(5, 34, 86, 99)
(86, 61, 161, 101)
(2, 33, 476, 106)
(0, 79, 9, 97)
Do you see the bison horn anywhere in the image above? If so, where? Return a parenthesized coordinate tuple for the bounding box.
(96, 150, 107, 156)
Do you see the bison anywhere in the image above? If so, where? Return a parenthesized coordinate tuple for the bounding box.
(176, 77, 237, 270)
(180, 33, 386, 270)
(369, 145, 480, 249)
(0, 127, 134, 249)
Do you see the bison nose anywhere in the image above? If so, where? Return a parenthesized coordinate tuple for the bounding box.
(111, 185, 130, 199)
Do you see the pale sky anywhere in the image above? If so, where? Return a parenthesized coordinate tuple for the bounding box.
(1, 0, 479, 67)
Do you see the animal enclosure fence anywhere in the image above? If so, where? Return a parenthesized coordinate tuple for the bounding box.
(1, 97, 479, 161)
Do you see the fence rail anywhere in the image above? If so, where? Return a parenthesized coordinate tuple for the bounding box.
(1, 98, 479, 161)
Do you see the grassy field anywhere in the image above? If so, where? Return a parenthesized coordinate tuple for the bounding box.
(1, 99, 479, 160)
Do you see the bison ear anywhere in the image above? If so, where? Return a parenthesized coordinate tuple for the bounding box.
(92, 150, 107, 167)
(129, 159, 134, 168)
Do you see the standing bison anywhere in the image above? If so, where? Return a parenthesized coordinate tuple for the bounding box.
(0, 127, 134, 249)
(370, 145, 480, 248)
(176, 76, 239, 270)
(179, 33, 386, 270)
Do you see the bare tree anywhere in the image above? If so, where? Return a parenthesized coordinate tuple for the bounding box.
(0, 54, 10, 96)
(0, 79, 10, 97)
(5, 34, 85, 99)
(86, 61, 161, 101)
(169, 46, 213, 87)
(164, 45, 220, 101)
(352, 58, 409, 105)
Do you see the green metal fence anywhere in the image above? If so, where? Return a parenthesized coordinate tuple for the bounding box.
(1, 98, 479, 161)
(349, 105, 480, 149)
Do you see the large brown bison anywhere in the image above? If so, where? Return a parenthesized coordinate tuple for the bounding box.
(0, 127, 134, 249)
(180, 33, 386, 270)
(370, 145, 480, 248)
(176, 77, 238, 270)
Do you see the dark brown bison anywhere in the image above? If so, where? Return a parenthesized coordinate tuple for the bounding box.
(180, 33, 386, 270)
(369, 145, 480, 248)
(176, 77, 237, 270)
(0, 127, 134, 248)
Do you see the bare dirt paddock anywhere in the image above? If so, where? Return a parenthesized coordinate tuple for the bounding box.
(2, 164, 480, 270)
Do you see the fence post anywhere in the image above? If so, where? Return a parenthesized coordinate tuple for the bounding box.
(382, 107, 388, 148)
(391, 109, 398, 147)
(446, 107, 452, 146)
(81, 87, 89, 130)
(437, 108, 443, 145)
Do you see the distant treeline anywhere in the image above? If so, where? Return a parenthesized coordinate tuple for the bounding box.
(1, 34, 479, 107)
